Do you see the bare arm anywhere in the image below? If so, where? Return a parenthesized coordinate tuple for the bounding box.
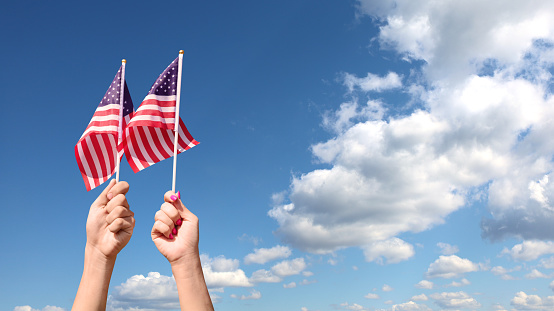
(73, 180, 135, 311)
(151, 191, 214, 311)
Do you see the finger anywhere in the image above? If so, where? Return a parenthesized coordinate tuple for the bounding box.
(108, 215, 135, 233)
(151, 220, 173, 239)
(105, 193, 130, 213)
(108, 181, 130, 199)
(92, 179, 117, 206)
(163, 191, 195, 219)
(160, 202, 180, 224)
(106, 206, 134, 225)
(154, 209, 175, 230)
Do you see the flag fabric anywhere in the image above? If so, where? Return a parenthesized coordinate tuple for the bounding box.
(75, 66, 134, 191)
(124, 57, 199, 173)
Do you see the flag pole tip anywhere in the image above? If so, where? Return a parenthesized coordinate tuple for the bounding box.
(179, 50, 184, 54)
(122, 59, 127, 63)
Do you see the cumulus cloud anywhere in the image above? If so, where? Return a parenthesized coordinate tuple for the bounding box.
(14, 307, 65, 311)
(201, 254, 253, 288)
(283, 282, 297, 289)
(501, 240, 554, 261)
(415, 280, 433, 289)
(362, 238, 415, 264)
(411, 294, 428, 302)
(271, 258, 307, 277)
(429, 292, 481, 309)
(437, 243, 459, 255)
(244, 245, 292, 265)
(445, 278, 470, 287)
(249, 269, 282, 283)
(334, 302, 369, 311)
(365, 293, 380, 299)
(426, 255, 479, 279)
(382, 284, 394, 292)
(379, 301, 432, 311)
(491, 266, 520, 280)
(230, 289, 261, 300)
(343, 72, 402, 93)
(108, 272, 179, 310)
(270, 0, 554, 258)
(511, 292, 554, 310)
(525, 269, 549, 279)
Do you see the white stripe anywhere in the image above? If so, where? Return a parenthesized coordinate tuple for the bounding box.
(143, 128, 165, 162)
(81, 125, 118, 139)
(155, 127, 174, 157)
(77, 142, 96, 188)
(90, 114, 119, 122)
(97, 135, 112, 177)
(95, 104, 120, 112)
(143, 94, 176, 101)
(136, 104, 175, 113)
(178, 125, 196, 149)
(128, 115, 174, 125)
(125, 128, 145, 171)
(108, 134, 118, 173)
(132, 127, 155, 166)
(85, 136, 104, 184)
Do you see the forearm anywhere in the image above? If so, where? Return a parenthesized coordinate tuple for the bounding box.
(171, 253, 214, 311)
(72, 244, 116, 311)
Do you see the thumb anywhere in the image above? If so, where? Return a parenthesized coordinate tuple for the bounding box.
(92, 179, 117, 206)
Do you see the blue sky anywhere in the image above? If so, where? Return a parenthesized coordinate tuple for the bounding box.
(2, 0, 554, 310)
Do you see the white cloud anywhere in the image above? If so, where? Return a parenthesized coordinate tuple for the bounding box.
(382, 284, 393, 292)
(445, 278, 470, 287)
(491, 266, 520, 280)
(411, 294, 428, 302)
(383, 301, 432, 311)
(437, 243, 459, 255)
(429, 291, 481, 309)
(271, 258, 307, 277)
(426, 255, 479, 279)
(249, 269, 282, 283)
(283, 282, 297, 289)
(230, 290, 261, 300)
(300, 279, 317, 286)
(540, 256, 554, 269)
(525, 269, 549, 279)
(201, 254, 253, 288)
(511, 291, 554, 310)
(244, 245, 291, 265)
(271, 0, 554, 258)
(365, 293, 380, 299)
(108, 272, 179, 310)
(303, 271, 314, 277)
(14, 307, 65, 311)
(335, 302, 369, 311)
(343, 72, 402, 93)
(501, 240, 554, 261)
(415, 280, 433, 289)
(362, 238, 415, 264)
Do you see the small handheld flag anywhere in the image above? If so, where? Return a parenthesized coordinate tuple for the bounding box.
(75, 62, 134, 191)
(123, 51, 199, 190)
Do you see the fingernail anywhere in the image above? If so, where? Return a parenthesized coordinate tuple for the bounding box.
(169, 233, 174, 239)
(172, 227, 177, 235)
(107, 192, 113, 200)
(176, 218, 182, 226)
(170, 195, 178, 201)
(177, 191, 181, 199)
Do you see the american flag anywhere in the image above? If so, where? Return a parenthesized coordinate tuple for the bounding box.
(124, 57, 198, 173)
(75, 65, 134, 191)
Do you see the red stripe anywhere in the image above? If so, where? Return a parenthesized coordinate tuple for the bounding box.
(75, 143, 92, 191)
(89, 135, 109, 182)
(148, 127, 172, 160)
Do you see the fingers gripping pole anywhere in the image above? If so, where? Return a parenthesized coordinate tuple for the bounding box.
(172, 51, 184, 192)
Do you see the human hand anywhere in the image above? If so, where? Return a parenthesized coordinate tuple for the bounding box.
(86, 180, 134, 260)
(151, 191, 200, 266)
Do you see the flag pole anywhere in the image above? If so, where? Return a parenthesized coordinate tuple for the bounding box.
(172, 50, 184, 192)
(116, 59, 126, 183)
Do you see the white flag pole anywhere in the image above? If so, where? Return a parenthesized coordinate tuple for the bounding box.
(115, 59, 126, 183)
(172, 50, 184, 192)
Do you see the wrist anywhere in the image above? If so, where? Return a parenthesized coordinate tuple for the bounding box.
(170, 249, 202, 278)
(84, 242, 117, 269)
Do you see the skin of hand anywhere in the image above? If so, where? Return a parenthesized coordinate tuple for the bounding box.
(72, 180, 135, 311)
(151, 191, 200, 265)
(151, 191, 214, 311)
(86, 179, 135, 259)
